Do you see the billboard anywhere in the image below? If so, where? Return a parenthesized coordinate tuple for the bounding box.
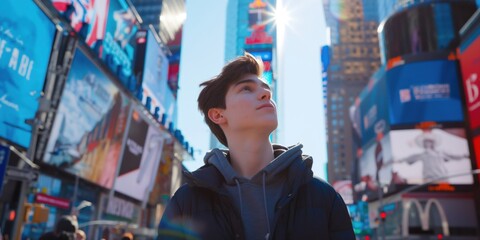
(52, 0, 138, 81)
(458, 31, 480, 131)
(332, 180, 353, 205)
(43, 49, 130, 189)
(359, 133, 393, 193)
(359, 67, 389, 146)
(142, 31, 176, 125)
(247, 48, 274, 85)
(390, 128, 472, 185)
(386, 60, 464, 125)
(114, 109, 165, 201)
(51, 0, 109, 49)
(245, 0, 273, 45)
(102, 0, 138, 78)
(0, 0, 56, 147)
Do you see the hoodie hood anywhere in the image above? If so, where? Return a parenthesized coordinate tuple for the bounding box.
(203, 143, 304, 185)
(183, 144, 314, 240)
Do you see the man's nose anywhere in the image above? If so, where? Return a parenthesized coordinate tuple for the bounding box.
(259, 88, 271, 100)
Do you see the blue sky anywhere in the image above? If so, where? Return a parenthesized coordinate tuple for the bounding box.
(178, 0, 329, 180)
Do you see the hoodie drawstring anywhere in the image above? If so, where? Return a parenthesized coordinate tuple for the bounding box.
(262, 172, 271, 240)
(234, 179, 244, 219)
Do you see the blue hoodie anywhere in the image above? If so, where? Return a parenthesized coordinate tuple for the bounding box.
(203, 143, 306, 240)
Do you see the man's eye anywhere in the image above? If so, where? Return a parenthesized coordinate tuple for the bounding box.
(241, 86, 252, 91)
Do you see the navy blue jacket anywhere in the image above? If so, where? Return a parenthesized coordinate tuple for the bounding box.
(157, 155, 355, 240)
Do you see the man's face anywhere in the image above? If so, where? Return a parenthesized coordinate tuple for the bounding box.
(221, 74, 277, 133)
(423, 139, 435, 150)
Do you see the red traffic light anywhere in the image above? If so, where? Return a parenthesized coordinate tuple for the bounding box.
(380, 211, 387, 220)
(437, 234, 443, 239)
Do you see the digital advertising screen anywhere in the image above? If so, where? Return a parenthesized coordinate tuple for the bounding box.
(390, 128, 473, 185)
(43, 49, 130, 189)
(102, 0, 138, 78)
(52, 0, 137, 79)
(0, 0, 56, 147)
(247, 49, 274, 85)
(386, 60, 464, 125)
(359, 68, 389, 146)
(142, 31, 177, 125)
(115, 108, 165, 201)
(332, 180, 353, 205)
(51, 0, 109, 49)
(458, 30, 480, 131)
(359, 133, 393, 193)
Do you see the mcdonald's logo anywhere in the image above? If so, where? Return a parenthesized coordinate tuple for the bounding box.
(402, 198, 449, 237)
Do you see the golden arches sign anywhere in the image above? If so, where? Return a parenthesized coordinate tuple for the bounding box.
(402, 198, 449, 237)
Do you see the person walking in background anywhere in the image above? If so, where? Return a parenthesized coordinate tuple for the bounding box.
(121, 232, 134, 240)
(75, 229, 86, 240)
(39, 215, 78, 240)
(157, 53, 354, 239)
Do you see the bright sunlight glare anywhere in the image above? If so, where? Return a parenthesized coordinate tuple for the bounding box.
(273, 4, 290, 27)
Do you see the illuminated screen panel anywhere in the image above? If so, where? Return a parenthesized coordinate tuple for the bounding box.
(458, 30, 480, 131)
(386, 60, 464, 125)
(114, 108, 165, 201)
(390, 127, 473, 185)
(142, 31, 177, 125)
(0, 0, 56, 147)
(43, 49, 130, 189)
(359, 68, 389, 146)
(359, 133, 393, 193)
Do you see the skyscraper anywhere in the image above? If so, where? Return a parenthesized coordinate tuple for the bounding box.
(322, 0, 381, 184)
(211, 0, 277, 149)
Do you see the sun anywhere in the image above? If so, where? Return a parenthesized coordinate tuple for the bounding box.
(272, 4, 290, 28)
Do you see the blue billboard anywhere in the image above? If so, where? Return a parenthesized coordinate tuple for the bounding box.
(386, 60, 463, 125)
(43, 49, 130, 189)
(142, 31, 177, 125)
(0, 0, 56, 147)
(359, 67, 389, 146)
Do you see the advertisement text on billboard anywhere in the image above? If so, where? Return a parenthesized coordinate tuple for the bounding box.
(386, 60, 464, 125)
(0, 0, 56, 147)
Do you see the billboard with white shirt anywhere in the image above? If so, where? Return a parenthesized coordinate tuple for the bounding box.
(389, 128, 473, 185)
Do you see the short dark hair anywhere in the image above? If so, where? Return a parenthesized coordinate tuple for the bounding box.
(55, 215, 78, 234)
(198, 53, 264, 147)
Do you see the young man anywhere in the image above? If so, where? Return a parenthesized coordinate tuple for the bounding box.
(157, 53, 354, 240)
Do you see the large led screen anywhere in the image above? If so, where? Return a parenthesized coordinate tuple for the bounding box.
(459, 31, 480, 131)
(102, 0, 138, 78)
(0, 0, 56, 147)
(390, 128, 473, 185)
(386, 60, 463, 125)
(359, 68, 389, 146)
(359, 133, 393, 193)
(51, 0, 109, 49)
(114, 109, 165, 201)
(52, 0, 137, 79)
(142, 31, 176, 125)
(43, 49, 130, 189)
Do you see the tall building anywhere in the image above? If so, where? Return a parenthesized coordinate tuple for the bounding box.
(322, 0, 381, 184)
(211, 0, 277, 149)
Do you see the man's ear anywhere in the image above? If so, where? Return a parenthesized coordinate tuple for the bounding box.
(207, 108, 226, 125)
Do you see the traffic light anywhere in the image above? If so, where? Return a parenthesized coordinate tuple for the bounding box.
(380, 211, 387, 222)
